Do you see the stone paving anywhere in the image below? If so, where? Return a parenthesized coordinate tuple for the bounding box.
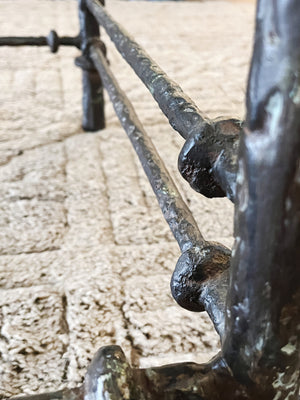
(0, 0, 254, 397)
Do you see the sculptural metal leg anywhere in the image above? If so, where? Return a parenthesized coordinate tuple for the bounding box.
(222, 0, 300, 394)
(80, 0, 300, 398)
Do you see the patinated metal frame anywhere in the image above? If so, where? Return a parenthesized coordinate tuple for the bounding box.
(0, 0, 299, 399)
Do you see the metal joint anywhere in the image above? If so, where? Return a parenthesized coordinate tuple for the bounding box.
(178, 118, 241, 202)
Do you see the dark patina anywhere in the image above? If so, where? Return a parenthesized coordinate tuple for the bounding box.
(1, 0, 299, 398)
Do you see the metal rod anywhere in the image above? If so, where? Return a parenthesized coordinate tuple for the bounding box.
(0, 32, 81, 53)
(0, 36, 79, 47)
(223, 0, 300, 396)
(59, 36, 81, 47)
(89, 42, 231, 339)
(85, 0, 243, 204)
(0, 36, 48, 46)
(86, 0, 207, 140)
(89, 42, 204, 252)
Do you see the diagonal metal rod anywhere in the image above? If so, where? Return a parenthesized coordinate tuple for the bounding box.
(8, 387, 83, 400)
(89, 42, 231, 339)
(86, 0, 208, 140)
(89, 42, 204, 252)
(85, 0, 242, 204)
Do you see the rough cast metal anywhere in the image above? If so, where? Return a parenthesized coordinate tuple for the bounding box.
(89, 43, 230, 339)
(86, 0, 240, 202)
(85, 2, 300, 397)
(1, 0, 299, 398)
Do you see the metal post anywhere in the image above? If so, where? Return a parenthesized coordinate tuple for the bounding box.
(75, 0, 105, 132)
(222, 0, 300, 397)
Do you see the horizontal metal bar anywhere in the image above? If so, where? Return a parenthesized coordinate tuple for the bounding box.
(0, 32, 81, 53)
(0, 36, 79, 47)
(86, 0, 207, 140)
(89, 42, 230, 338)
(0, 36, 48, 46)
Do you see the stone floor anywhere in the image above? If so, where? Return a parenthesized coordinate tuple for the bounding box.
(0, 0, 255, 397)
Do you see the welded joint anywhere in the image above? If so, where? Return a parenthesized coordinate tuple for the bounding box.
(87, 37, 107, 61)
(178, 118, 242, 202)
(171, 243, 230, 312)
(170, 242, 231, 339)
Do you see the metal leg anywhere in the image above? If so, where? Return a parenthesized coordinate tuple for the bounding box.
(222, 0, 300, 395)
(76, 0, 105, 132)
(80, 0, 300, 398)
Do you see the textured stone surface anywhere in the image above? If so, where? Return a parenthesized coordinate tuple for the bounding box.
(0, 0, 255, 397)
(0, 287, 69, 395)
